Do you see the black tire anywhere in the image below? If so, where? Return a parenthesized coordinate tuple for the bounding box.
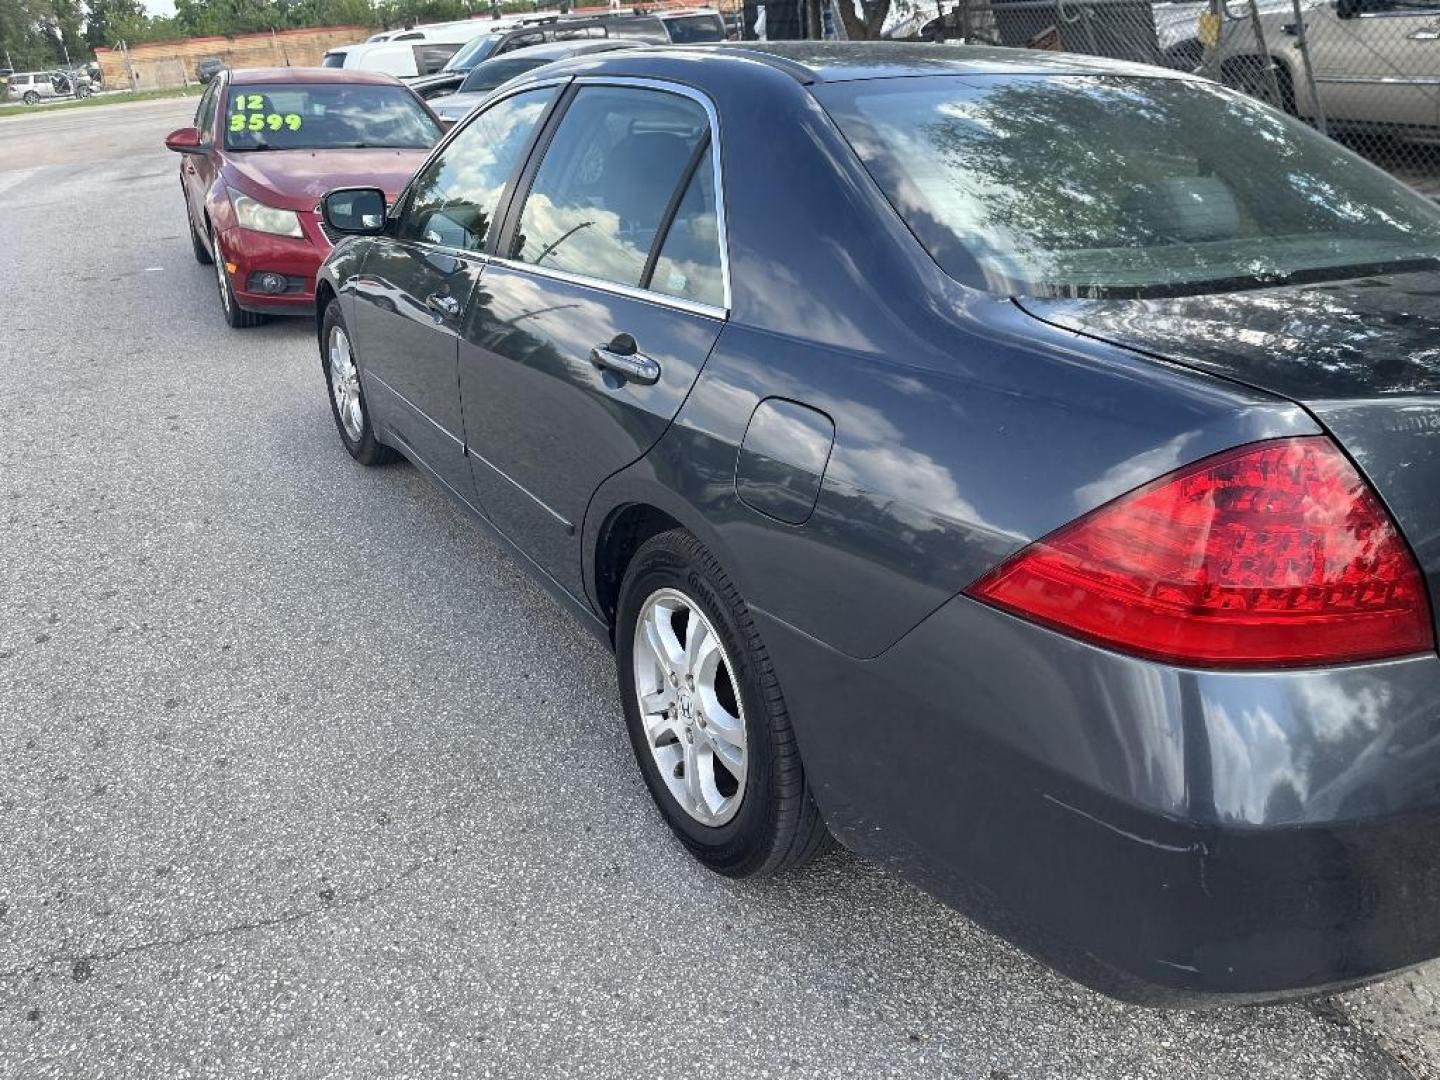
(320, 299, 397, 467)
(188, 202, 212, 265)
(616, 529, 832, 878)
(210, 224, 265, 329)
(22, 91, 38, 106)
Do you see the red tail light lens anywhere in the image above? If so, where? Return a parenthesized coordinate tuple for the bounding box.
(966, 437, 1434, 668)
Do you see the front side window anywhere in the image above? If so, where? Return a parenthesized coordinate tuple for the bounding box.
(194, 81, 218, 139)
(224, 83, 439, 151)
(817, 74, 1440, 299)
(402, 86, 556, 251)
(509, 86, 709, 288)
(443, 35, 501, 73)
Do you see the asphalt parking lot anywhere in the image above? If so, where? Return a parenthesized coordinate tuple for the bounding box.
(2, 97, 1440, 1079)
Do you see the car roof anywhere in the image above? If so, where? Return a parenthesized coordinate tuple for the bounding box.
(530, 41, 1201, 85)
(229, 66, 405, 86)
(491, 38, 647, 61)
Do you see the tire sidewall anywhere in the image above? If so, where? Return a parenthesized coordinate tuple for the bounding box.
(320, 300, 387, 464)
(616, 535, 779, 872)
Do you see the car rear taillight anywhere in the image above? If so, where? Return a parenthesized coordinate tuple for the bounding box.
(966, 436, 1434, 668)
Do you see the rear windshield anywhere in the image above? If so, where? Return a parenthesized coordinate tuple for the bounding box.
(663, 14, 725, 42)
(458, 56, 548, 95)
(321, 52, 346, 68)
(817, 75, 1440, 299)
(225, 83, 440, 151)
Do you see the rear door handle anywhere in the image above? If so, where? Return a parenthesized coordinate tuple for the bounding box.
(591, 342, 660, 385)
(425, 292, 461, 319)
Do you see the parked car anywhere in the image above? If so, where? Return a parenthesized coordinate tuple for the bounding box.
(406, 10, 718, 99)
(196, 56, 226, 84)
(4, 69, 91, 105)
(322, 22, 493, 79)
(311, 43, 1440, 1003)
(1211, 0, 1440, 135)
(428, 38, 648, 124)
(164, 67, 441, 328)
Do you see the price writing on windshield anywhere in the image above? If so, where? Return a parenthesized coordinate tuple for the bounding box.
(229, 95, 303, 133)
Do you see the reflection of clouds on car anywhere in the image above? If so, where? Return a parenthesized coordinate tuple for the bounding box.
(406, 91, 551, 251)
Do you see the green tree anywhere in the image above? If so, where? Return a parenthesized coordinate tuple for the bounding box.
(85, 0, 144, 47)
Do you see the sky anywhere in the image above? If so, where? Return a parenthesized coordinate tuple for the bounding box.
(142, 0, 177, 15)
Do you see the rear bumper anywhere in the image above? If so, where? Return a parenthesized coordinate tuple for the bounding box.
(759, 593, 1440, 1003)
(214, 224, 324, 315)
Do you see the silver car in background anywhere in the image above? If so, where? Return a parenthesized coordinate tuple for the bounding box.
(1211, 0, 1440, 136)
(4, 69, 93, 105)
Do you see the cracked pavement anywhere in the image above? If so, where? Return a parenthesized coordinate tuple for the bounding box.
(2, 97, 1440, 1080)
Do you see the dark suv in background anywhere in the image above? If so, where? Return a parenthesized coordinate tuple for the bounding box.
(407, 9, 725, 98)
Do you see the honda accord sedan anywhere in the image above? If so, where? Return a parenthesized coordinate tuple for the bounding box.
(165, 67, 442, 328)
(310, 43, 1440, 1003)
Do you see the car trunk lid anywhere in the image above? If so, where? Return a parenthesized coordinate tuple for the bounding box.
(1018, 270, 1440, 639)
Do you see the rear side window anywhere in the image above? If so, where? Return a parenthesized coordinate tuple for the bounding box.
(403, 86, 556, 251)
(496, 31, 544, 55)
(607, 17, 666, 40)
(414, 43, 461, 75)
(663, 14, 726, 42)
(650, 142, 724, 308)
(550, 25, 607, 40)
(508, 85, 709, 289)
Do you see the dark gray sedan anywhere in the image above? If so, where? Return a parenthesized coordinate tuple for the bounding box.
(312, 43, 1440, 1004)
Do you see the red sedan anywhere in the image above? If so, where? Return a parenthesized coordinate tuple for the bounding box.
(165, 67, 441, 328)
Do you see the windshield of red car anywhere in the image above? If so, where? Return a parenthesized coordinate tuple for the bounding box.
(224, 83, 440, 151)
(817, 74, 1440, 299)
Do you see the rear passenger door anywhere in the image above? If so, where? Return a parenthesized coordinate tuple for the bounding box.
(459, 81, 728, 598)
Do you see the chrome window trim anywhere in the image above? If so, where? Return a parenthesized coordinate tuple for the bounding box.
(486, 253, 727, 320)
(506, 74, 733, 316)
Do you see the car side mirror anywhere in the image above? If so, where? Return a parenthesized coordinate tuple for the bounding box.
(164, 127, 205, 154)
(322, 187, 389, 236)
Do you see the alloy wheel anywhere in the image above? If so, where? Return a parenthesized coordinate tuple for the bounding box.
(632, 587, 747, 827)
(328, 325, 365, 441)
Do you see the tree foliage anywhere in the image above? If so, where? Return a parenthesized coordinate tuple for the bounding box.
(2, 0, 574, 73)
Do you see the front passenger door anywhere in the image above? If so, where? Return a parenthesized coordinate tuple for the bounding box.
(352, 85, 558, 497)
(459, 83, 728, 599)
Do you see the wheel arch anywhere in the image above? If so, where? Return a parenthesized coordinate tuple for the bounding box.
(591, 502, 686, 634)
(315, 278, 338, 352)
(586, 478, 748, 642)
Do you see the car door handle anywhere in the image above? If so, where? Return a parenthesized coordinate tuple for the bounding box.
(425, 292, 461, 319)
(1409, 27, 1440, 38)
(591, 342, 660, 386)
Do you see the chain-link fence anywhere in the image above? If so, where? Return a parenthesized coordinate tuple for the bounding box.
(917, 0, 1440, 195)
